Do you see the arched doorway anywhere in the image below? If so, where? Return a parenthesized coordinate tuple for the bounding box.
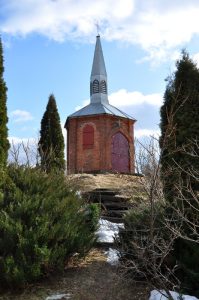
(111, 132, 130, 173)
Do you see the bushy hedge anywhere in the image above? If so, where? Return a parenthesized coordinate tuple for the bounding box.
(0, 165, 99, 287)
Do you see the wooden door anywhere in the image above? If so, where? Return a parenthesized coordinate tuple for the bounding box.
(111, 132, 129, 173)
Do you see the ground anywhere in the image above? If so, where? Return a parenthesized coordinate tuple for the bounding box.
(0, 249, 149, 300)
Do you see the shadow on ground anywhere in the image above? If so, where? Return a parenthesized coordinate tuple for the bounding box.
(0, 249, 149, 300)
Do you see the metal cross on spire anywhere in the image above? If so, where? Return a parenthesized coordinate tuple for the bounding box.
(95, 22, 100, 36)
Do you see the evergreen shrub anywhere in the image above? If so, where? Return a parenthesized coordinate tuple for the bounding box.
(159, 51, 199, 296)
(118, 203, 168, 280)
(174, 238, 199, 297)
(0, 38, 9, 167)
(38, 94, 65, 173)
(0, 165, 99, 287)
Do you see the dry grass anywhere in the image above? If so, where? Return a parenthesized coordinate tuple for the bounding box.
(0, 249, 149, 300)
(67, 173, 147, 209)
(67, 173, 144, 196)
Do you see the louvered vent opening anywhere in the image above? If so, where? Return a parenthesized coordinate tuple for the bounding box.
(92, 79, 99, 94)
(100, 80, 107, 94)
(90, 82, 92, 96)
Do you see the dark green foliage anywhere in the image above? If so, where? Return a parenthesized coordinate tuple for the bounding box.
(174, 239, 199, 297)
(38, 94, 65, 173)
(85, 203, 100, 230)
(160, 50, 199, 200)
(160, 50, 199, 295)
(118, 204, 169, 282)
(0, 37, 9, 167)
(0, 165, 99, 287)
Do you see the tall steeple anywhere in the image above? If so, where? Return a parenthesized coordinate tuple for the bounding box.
(90, 35, 109, 104)
(67, 34, 135, 121)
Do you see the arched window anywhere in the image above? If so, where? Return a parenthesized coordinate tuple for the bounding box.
(83, 124, 94, 149)
(100, 80, 107, 94)
(92, 79, 99, 94)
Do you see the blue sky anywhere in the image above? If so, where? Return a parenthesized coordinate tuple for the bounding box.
(1, 0, 199, 148)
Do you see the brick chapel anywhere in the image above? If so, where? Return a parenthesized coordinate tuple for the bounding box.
(65, 35, 136, 174)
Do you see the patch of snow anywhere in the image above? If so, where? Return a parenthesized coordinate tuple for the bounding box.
(149, 290, 199, 300)
(46, 293, 71, 300)
(105, 248, 120, 266)
(75, 190, 81, 197)
(96, 219, 124, 243)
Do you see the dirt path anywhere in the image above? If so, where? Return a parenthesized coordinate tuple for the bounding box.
(0, 249, 149, 300)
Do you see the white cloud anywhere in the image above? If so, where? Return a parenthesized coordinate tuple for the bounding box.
(75, 89, 163, 111)
(135, 128, 160, 139)
(1, 1, 199, 61)
(0, 0, 134, 40)
(109, 89, 163, 107)
(61, 122, 66, 137)
(10, 110, 34, 122)
(8, 136, 37, 145)
(192, 52, 199, 67)
(61, 121, 67, 148)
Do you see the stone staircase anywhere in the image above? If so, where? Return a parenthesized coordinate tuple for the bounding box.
(84, 188, 132, 223)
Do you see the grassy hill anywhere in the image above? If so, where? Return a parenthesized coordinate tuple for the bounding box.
(67, 173, 145, 197)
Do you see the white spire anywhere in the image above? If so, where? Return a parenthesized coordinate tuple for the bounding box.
(90, 35, 109, 104)
(91, 35, 107, 77)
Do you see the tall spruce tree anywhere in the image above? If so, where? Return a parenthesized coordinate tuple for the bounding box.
(160, 51, 199, 295)
(38, 94, 65, 172)
(0, 37, 9, 168)
(160, 50, 199, 198)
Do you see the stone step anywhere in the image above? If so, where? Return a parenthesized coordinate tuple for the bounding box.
(91, 195, 130, 203)
(102, 206, 129, 212)
(103, 210, 128, 217)
(95, 241, 114, 248)
(83, 188, 131, 223)
(101, 206, 128, 213)
(102, 202, 130, 209)
(101, 215, 124, 223)
(83, 193, 115, 202)
(87, 193, 117, 200)
(92, 188, 118, 195)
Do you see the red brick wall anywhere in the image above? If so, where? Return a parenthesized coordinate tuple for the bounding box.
(66, 115, 135, 174)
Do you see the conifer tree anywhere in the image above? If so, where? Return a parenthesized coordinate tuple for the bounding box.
(0, 37, 9, 167)
(38, 94, 65, 172)
(160, 50, 199, 198)
(160, 51, 199, 294)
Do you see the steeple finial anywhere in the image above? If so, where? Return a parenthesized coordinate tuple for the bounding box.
(90, 35, 108, 104)
(95, 22, 100, 36)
